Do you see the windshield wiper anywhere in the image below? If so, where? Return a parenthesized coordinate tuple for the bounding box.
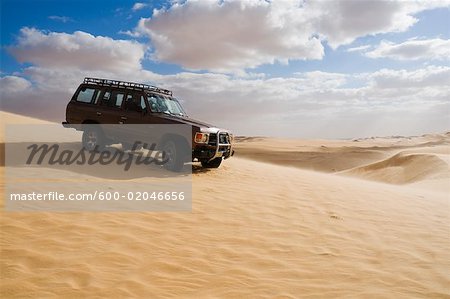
(156, 110, 185, 117)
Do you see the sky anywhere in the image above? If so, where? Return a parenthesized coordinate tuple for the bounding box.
(0, 0, 449, 138)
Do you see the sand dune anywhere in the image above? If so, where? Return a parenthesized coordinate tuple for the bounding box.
(343, 152, 450, 184)
(1, 112, 449, 298)
(234, 133, 450, 192)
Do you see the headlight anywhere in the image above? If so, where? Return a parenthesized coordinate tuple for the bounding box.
(195, 132, 209, 143)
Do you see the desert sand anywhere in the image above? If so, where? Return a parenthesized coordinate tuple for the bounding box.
(1, 111, 449, 298)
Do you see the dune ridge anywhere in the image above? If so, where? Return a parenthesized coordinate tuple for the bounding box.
(342, 152, 450, 185)
(234, 132, 450, 192)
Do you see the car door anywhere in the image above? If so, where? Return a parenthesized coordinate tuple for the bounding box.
(95, 88, 127, 142)
(119, 92, 152, 146)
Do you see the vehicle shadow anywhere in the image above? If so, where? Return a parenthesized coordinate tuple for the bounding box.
(192, 164, 212, 174)
(1, 142, 193, 180)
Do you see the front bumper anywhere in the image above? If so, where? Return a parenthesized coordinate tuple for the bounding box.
(193, 131, 234, 162)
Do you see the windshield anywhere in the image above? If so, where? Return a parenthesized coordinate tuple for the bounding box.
(147, 94, 187, 116)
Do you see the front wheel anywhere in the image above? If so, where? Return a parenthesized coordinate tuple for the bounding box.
(201, 157, 222, 168)
(161, 140, 185, 172)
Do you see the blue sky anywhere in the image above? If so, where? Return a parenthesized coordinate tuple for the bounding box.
(1, 0, 449, 138)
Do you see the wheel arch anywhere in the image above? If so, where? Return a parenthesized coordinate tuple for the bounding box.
(158, 133, 190, 152)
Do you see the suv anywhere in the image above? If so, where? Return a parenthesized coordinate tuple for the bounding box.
(62, 77, 234, 171)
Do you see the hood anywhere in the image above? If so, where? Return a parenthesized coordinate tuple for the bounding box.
(159, 114, 231, 134)
(159, 114, 213, 128)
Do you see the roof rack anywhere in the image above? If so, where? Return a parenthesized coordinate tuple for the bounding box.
(83, 77, 172, 96)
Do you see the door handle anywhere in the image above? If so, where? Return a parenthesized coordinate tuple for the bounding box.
(96, 112, 102, 116)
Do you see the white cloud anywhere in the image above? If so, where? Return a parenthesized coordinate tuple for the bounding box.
(367, 65, 450, 89)
(132, 2, 148, 11)
(8, 27, 146, 72)
(2, 27, 150, 120)
(366, 38, 450, 60)
(152, 66, 450, 137)
(136, 0, 324, 72)
(311, 0, 414, 47)
(2, 65, 449, 138)
(346, 45, 372, 53)
(309, 0, 450, 47)
(292, 71, 348, 89)
(48, 15, 73, 23)
(134, 0, 450, 72)
(3, 24, 450, 138)
(118, 29, 142, 38)
(0, 76, 32, 94)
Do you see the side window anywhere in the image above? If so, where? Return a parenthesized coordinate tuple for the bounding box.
(100, 90, 124, 108)
(93, 89, 102, 104)
(125, 94, 133, 104)
(140, 95, 147, 110)
(124, 93, 146, 112)
(114, 92, 125, 108)
(148, 94, 158, 112)
(101, 90, 111, 106)
(76, 88, 96, 103)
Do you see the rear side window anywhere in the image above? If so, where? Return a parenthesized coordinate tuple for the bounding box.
(124, 93, 146, 111)
(140, 95, 146, 110)
(93, 90, 101, 104)
(101, 91, 111, 105)
(76, 88, 96, 103)
(101, 90, 125, 108)
(114, 92, 125, 108)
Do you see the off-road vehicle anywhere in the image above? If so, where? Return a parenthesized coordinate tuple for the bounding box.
(62, 77, 234, 171)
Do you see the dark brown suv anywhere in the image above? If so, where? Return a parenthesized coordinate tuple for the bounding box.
(62, 77, 234, 171)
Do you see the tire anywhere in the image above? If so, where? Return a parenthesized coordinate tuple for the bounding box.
(161, 140, 185, 172)
(82, 127, 105, 152)
(201, 157, 222, 168)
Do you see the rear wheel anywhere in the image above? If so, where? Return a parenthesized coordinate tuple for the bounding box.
(82, 127, 105, 152)
(201, 157, 222, 168)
